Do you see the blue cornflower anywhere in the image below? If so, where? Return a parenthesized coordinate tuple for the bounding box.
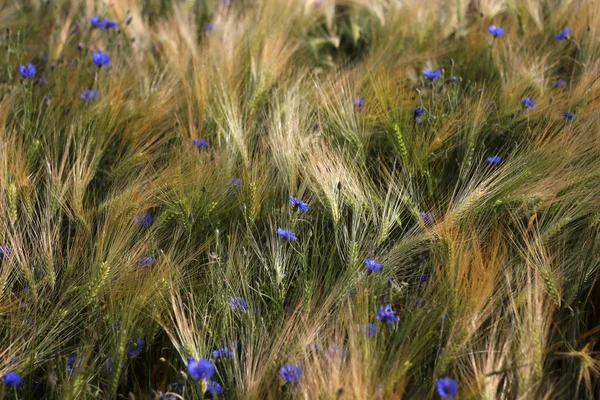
(205, 23, 215, 32)
(487, 155, 502, 165)
(67, 353, 76, 374)
(413, 107, 426, 120)
(80, 90, 99, 100)
(353, 96, 365, 109)
(555, 27, 570, 41)
(211, 347, 234, 359)
(187, 357, 215, 380)
(289, 196, 309, 212)
(277, 228, 297, 241)
(359, 323, 377, 337)
(278, 364, 302, 383)
(127, 339, 144, 357)
(436, 377, 458, 398)
(0, 246, 11, 260)
(554, 79, 567, 88)
(521, 96, 536, 110)
(19, 63, 36, 78)
(563, 111, 575, 121)
(414, 108, 425, 123)
(136, 257, 156, 269)
(134, 212, 153, 227)
(90, 16, 103, 27)
(419, 273, 428, 282)
(487, 25, 505, 37)
(103, 19, 118, 29)
(420, 212, 434, 225)
(228, 297, 248, 312)
(192, 138, 209, 148)
(423, 68, 442, 80)
(376, 304, 399, 324)
(3, 371, 20, 386)
(415, 298, 426, 306)
(92, 51, 111, 67)
(91, 16, 118, 29)
(365, 258, 382, 273)
(206, 380, 223, 395)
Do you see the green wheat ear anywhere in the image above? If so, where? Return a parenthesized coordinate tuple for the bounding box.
(247, 181, 257, 225)
(19, 184, 33, 220)
(453, 188, 484, 223)
(541, 269, 561, 308)
(86, 262, 111, 306)
(7, 183, 17, 225)
(0, 272, 7, 302)
(378, 219, 392, 245)
(392, 124, 408, 164)
(347, 240, 359, 270)
(542, 217, 572, 244)
(249, 73, 268, 112)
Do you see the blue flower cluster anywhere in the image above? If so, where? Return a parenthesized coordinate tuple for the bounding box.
(278, 363, 302, 383)
(90, 16, 118, 29)
(0, 245, 11, 260)
(127, 339, 144, 357)
(211, 347, 234, 359)
(187, 357, 214, 380)
(522, 96, 536, 110)
(92, 51, 111, 67)
(192, 138, 209, 149)
(376, 304, 399, 324)
(277, 228, 297, 241)
(423, 68, 442, 80)
(134, 212, 154, 227)
(487, 155, 501, 165)
(3, 371, 21, 386)
(487, 25, 505, 37)
(289, 196, 309, 212)
(365, 258, 382, 273)
(228, 297, 248, 312)
(80, 90, 99, 101)
(186, 357, 223, 394)
(436, 377, 458, 398)
(555, 27, 570, 41)
(136, 257, 156, 269)
(19, 63, 36, 78)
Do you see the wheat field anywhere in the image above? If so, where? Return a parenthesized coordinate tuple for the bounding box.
(0, 0, 599, 399)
